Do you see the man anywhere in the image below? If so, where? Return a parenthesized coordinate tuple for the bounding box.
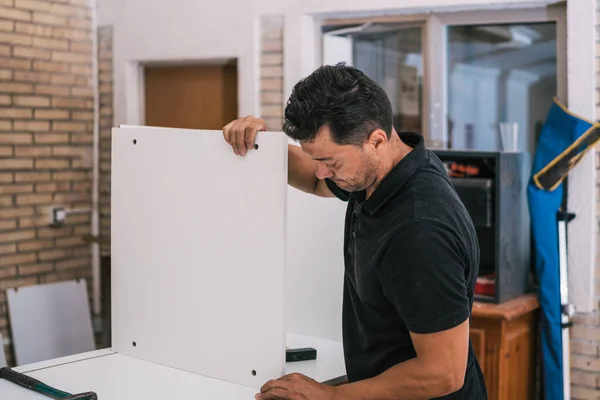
(223, 63, 487, 399)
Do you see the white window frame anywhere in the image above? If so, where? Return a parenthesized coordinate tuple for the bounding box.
(431, 5, 567, 148)
(319, 5, 566, 149)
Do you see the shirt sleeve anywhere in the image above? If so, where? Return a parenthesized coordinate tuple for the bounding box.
(378, 219, 471, 334)
(324, 178, 350, 202)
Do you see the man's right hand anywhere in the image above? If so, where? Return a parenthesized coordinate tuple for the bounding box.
(222, 116, 267, 156)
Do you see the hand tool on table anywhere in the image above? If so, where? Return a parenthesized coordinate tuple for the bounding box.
(0, 367, 98, 399)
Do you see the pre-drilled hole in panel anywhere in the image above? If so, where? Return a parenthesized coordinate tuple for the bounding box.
(132, 341, 136, 347)
(253, 144, 258, 150)
(251, 370, 256, 376)
(133, 139, 137, 144)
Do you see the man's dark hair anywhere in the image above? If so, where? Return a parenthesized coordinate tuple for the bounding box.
(282, 62, 393, 146)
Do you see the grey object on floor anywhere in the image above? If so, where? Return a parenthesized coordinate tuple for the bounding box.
(7, 280, 95, 366)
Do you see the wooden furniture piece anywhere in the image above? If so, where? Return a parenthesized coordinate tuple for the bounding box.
(471, 293, 540, 400)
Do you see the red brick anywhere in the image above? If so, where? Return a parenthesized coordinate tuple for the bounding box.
(14, 171, 49, 182)
(35, 84, 70, 96)
(0, 219, 17, 230)
(14, 95, 50, 107)
(13, 46, 52, 60)
(52, 171, 86, 181)
(0, 276, 37, 290)
(0, 6, 31, 22)
(17, 239, 52, 251)
(15, 21, 52, 37)
(0, 267, 18, 280)
(0, 195, 12, 206)
(13, 120, 49, 131)
(56, 257, 88, 270)
(32, 12, 68, 27)
(71, 86, 92, 97)
(13, 70, 51, 83)
(0, 184, 32, 194)
(55, 236, 83, 246)
(35, 109, 69, 119)
(0, 68, 11, 79)
(52, 97, 88, 108)
(15, 146, 51, 157)
(0, 244, 16, 255)
(33, 59, 69, 73)
(0, 172, 12, 183)
(0, 158, 33, 169)
(16, 193, 52, 205)
(14, 0, 51, 12)
(0, 82, 33, 93)
(34, 133, 68, 144)
(0, 252, 36, 266)
(0, 146, 12, 156)
(0, 206, 33, 218)
(0, 56, 31, 70)
(0, 229, 35, 242)
(0, 19, 14, 32)
(0, 108, 32, 118)
(70, 41, 91, 53)
(19, 263, 53, 275)
(35, 158, 69, 169)
(38, 248, 68, 261)
(0, 133, 32, 144)
(53, 121, 86, 131)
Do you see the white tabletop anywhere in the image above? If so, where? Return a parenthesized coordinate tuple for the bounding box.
(0, 335, 346, 399)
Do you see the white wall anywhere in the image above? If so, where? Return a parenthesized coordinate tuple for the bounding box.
(97, 0, 561, 127)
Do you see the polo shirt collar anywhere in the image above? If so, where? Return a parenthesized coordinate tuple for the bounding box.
(357, 131, 427, 215)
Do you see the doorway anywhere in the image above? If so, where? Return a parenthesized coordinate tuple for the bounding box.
(143, 60, 238, 129)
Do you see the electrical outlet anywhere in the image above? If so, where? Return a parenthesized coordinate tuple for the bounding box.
(49, 206, 66, 228)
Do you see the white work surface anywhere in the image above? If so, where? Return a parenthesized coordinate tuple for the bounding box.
(0, 334, 345, 399)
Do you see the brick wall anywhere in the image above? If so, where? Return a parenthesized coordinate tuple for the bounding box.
(569, 4, 600, 398)
(260, 15, 284, 131)
(98, 25, 111, 256)
(0, 0, 94, 367)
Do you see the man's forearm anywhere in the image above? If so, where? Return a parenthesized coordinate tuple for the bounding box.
(335, 357, 461, 400)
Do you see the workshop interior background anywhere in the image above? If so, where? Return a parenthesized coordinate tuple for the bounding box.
(0, 0, 598, 398)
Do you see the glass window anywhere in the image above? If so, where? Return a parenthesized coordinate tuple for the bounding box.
(322, 23, 424, 134)
(446, 22, 557, 153)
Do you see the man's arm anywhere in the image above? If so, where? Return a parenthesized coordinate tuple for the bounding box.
(336, 320, 469, 399)
(223, 116, 334, 198)
(339, 220, 472, 400)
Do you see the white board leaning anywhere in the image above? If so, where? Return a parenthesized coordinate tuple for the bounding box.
(110, 125, 288, 389)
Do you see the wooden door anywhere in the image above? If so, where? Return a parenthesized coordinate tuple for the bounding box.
(144, 62, 238, 130)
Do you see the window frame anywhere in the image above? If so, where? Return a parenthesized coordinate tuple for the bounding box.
(318, 4, 566, 149)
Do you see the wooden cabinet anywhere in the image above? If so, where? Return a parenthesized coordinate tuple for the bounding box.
(470, 294, 540, 400)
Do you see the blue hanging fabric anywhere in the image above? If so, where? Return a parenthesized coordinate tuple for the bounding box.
(527, 98, 600, 400)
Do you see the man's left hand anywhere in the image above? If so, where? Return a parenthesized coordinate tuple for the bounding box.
(256, 373, 338, 400)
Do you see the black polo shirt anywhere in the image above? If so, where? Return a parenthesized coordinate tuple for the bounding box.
(325, 132, 487, 399)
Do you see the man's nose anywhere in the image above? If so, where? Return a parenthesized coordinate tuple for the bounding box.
(315, 162, 332, 180)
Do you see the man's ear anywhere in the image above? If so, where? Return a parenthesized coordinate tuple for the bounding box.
(367, 129, 388, 150)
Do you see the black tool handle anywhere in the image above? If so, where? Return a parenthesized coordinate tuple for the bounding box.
(0, 367, 45, 389)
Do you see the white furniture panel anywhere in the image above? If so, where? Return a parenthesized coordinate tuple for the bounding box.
(110, 126, 288, 389)
(6, 280, 95, 366)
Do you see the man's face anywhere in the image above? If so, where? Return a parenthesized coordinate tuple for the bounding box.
(300, 125, 385, 192)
